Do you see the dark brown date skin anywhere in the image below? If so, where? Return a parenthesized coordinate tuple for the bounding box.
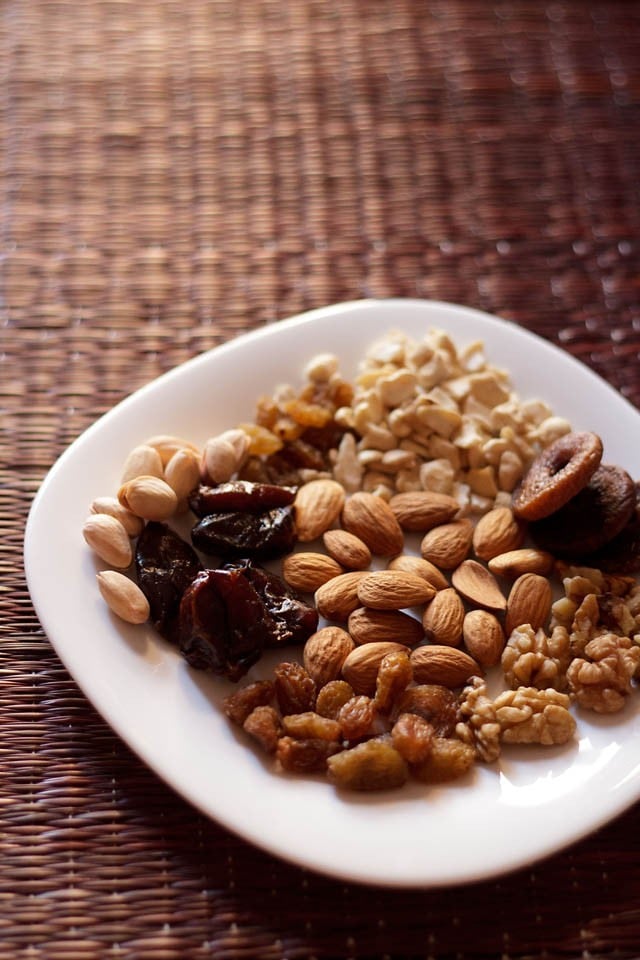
(135, 521, 202, 642)
(191, 505, 296, 560)
(226, 560, 318, 647)
(189, 480, 296, 518)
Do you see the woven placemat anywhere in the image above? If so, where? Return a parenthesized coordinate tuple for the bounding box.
(3, 0, 640, 956)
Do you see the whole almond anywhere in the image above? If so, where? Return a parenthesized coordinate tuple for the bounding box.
(164, 448, 201, 500)
(422, 588, 465, 646)
(283, 552, 344, 592)
(472, 506, 525, 561)
(451, 559, 506, 612)
(201, 437, 239, 484)
(341, 492, 404, 557)
(314, 571, 369, 621)
(462, 609, 505, 667)
(145, 434, 201, 466)
(410, 645, 480, 688)
(323, 529, 372, 570)
(83, 514, 133, 569)
(90, 496, 144, 537)
(388, 555, 449, 591)
(389, 491, 459, 531)
(348, 607, 424, 647)
(356, 570, 436, 610)
(294, 479, 346, 542)
(488, 548, 555, 579)
(421, 519, 473, 570)
(121, 444, 164, 483)
(505, 572, 552, 636)
(118, 475, 178, 521)
(303, 626, 355, 686)
(341, 641, 408, 695)
(96, 570, 150, 624)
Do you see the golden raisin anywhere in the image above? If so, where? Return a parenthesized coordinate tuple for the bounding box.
(281, 398, 333, 428)
(239, 423, 283, 456)
(282, 711, 342, 742)
(223, 680, 275, 726)
(315, 680, 355, 720)
(327, 739, 409, 791)
(276, 736, 342, 773)
(243, 705, 282, 754)
(394, 684, 459, 737)
(391, 713, 434, 764)
(338, 695, 377, 741)
(413, 737, 475, 783)
(374, 650, 413, 714)
(274, 662, 316, 715)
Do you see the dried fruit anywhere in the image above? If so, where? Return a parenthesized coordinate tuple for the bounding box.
(374, 650, 413, 714)
(274, 661, 317, 715)
(451, 559, 506, 612)
(303, 626, 354, 687)
(422, 588, 465, 647)
(243, 705, 282, 753)
(341, 641, 409, 695)
(135, 521, 202, 639)
(341, 492, 404, 556)
(96, 570, 150, 624)
(413, 738, 475, 783)
(393, 684, 458, 737)
(315, 680, 355, 720)
(410, 645, 480, 688)
(277, 736, 341, 773)
(294, 478, 346, 541)
(347, 607, 424, 647)
(327, 739, 409, 791)
(391, 713, 434, 764)
(282, 711, 342, 741)
(223, 680, 275, 726)
(356, 570, 436, 610)
(189, 480, 296, 516)
(191, 505, 297, 561)
(338, 695, 378, 740)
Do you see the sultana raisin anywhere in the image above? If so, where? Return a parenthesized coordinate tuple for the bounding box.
(338, 695, 377, 741)
(243, 705, 282, 754)
(327, 739, 409, 791)
(315, 680, 355, 720)
(223, 680, 275, 726)
(393, 684, 459, 737)
(412, 737, 475, 783)
(391, 713, 434, 764)
(374, 650, 413, 714)
(274, 662, 316, 715)
(276, 736, 342, 773)
(281, 712, 342, 742)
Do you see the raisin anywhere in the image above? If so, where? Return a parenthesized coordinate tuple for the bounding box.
(315, 680, 354, 720)
(338, 695, 377, 741)
(189, 481, 296, 518)
(243, 705, 282, 754)
(277, 736, 341, 773)
(282, 712, 342, 742)
(223, 680, 275, 726)
(327, 739, 409, 791)
(374, 651, 413, 714)
(413, 738, 475, 783)
(191, 505, 296, 561)
(391, 713, 434, 764)
(274, 662, 316, 715)
(394, 684, 459, 737)
(135, 521, 202, 641)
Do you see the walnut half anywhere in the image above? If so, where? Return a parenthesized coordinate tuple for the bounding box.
(566, 633, 640, 714)
(494, 687, 576, 746)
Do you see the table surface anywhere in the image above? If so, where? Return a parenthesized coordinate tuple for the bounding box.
(3, 1, 640, 957)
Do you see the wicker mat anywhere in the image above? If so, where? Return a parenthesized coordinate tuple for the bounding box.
(3, 0, 640, 956)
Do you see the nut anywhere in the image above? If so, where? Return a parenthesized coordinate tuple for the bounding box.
(82, 514, 133, 569)
(294, 479, 346, 542)
(410, 645, 481, 688)
(420, 518, 473, 569)
(341, 641, 409, 694)
(164, 448, 201, 500)
(303, 626, 355, 686)
(388, 491, 459, 531)
(282, 552, 344, 592)
(118, 475, 178, 521)
(144, 434, 201, 466)
(341, 492, 404, 556)
(462, 609, 505, 667)
(505, 572, 553, 636)
(314, 571, 369, 621)
(356, 570, 436, 610)
(347, 607, 424, 647)
(322, 529, 372, 570)
(388, 554, 448, 591)
(472, 506, 525, 561)
(422, 588, 465, 646)
(451, 559, 506, 612)
(96, 570, 150, 624)
(90, 496, 144, 537)
(121, 444, 164, 483)
(487, 548, 554, 579)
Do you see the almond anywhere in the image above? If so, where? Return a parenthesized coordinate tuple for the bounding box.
(96, 570, 150, 624)
(505, 572, 552, 636)
(356, 570, 436, 610)
(294, 479, 346, 542)
(118, 475, 178, 521)
(283, 552, 344, 592)
(82, 514, 133, 569)
(145, 433, 201, 466)
(388, 554, 449, 591)
(422, 588, 465, 646)
(314, 571, 369, 621)
(488, 548, 554, 579)
(90, 496, 144, 537)
(472, 507, 525, 561)
(164, 447, 201, 500)
(322, 529, 372, 570)
(341, 492, 404, 556)
(462, 609, 505, 667)
(410, 645, 480, 688)
(341, 641, 408, 694)
(347, 607, 424, 647)
(451, 559, 506, 612)
(388, 491, 459, 531)
(420, 519, 473, 570)
(303, 626, 355, 686)
(121, 444, 164, 483)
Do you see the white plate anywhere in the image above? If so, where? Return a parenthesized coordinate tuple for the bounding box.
(25, 298, 640, 888)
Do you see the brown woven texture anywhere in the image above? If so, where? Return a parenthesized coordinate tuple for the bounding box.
(3, 0, 640, 956)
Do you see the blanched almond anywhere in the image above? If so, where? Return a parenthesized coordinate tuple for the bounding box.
(314, 571, 369, 621)
(420, 519, 473, 570)
(145, 433, 201, 466)
(121, 444, 164, 483)
(356, 570, 435, 610)
(283, 552, 344, 592)
(294, 479, 346, 542)
(451, 559, 506, 612)
(341, 641, 408, 695)
(410, 645, 480, 688)
(96, 570, 150, 624)
(341, 492, 404, 557)
(422, 588, 465, 647)
(323, 529, 372, 570)
(164, 448, 201, 500)
(90, 496, 144, 537)
(83, 514, 133, 569)
(348, 608, 424, 647)
(389, 491, 459, 531)
(118, 475, 178, 520)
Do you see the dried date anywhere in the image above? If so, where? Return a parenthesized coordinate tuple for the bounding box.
(189, 480, 296, 517)
(135, 521, 202, 642)
(191, 505, 296, 560)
